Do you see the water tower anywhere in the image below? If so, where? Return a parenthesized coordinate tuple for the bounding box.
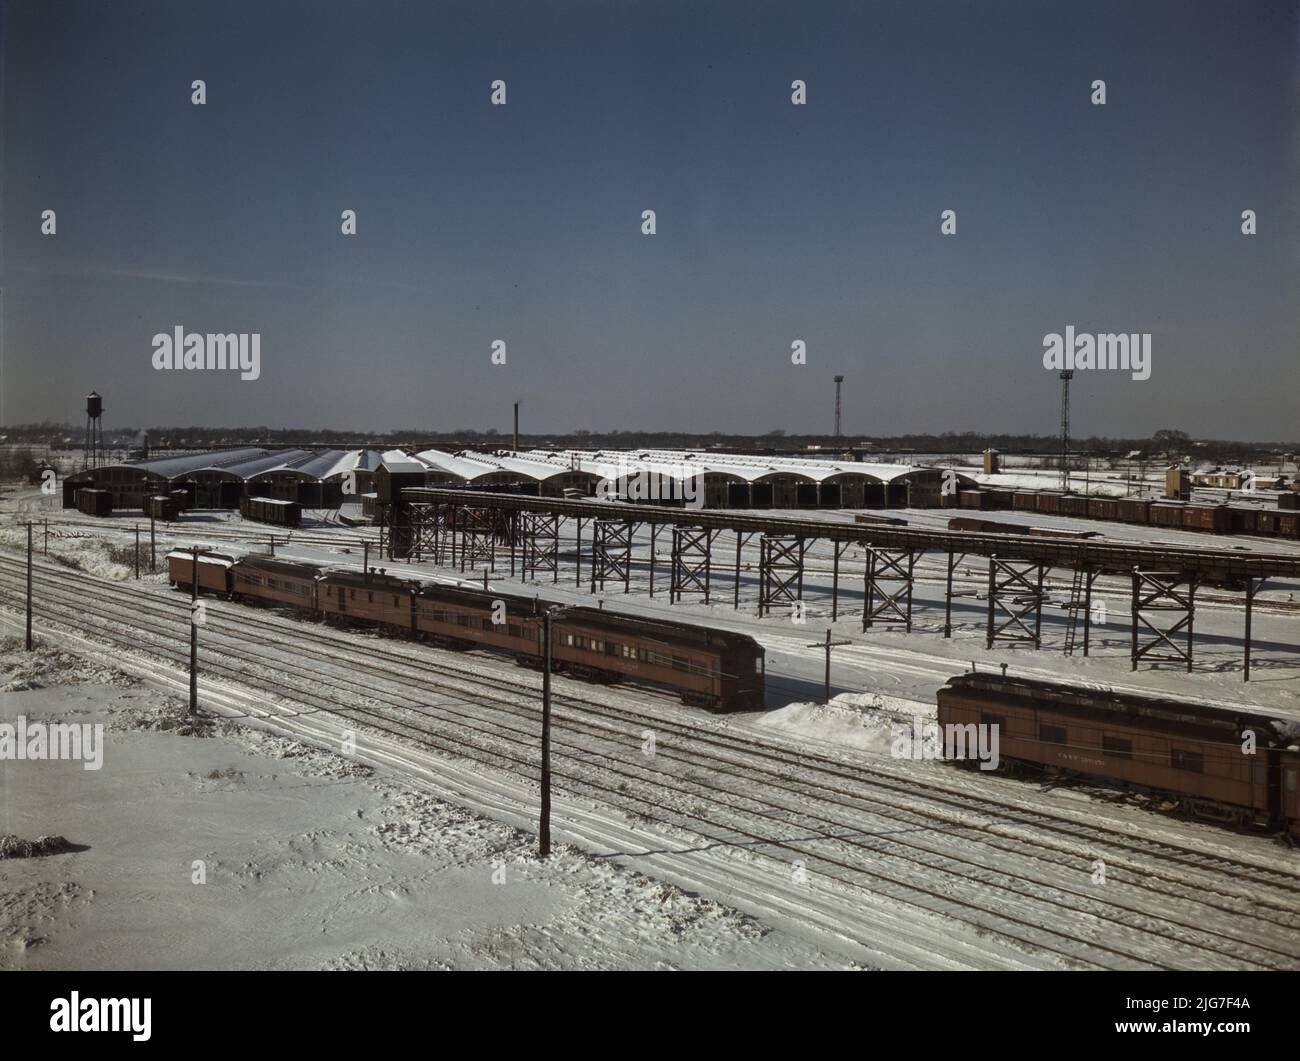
(85, 391, 104, 469)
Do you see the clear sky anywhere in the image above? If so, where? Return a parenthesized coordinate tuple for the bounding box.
(2, 0, 1296, 439)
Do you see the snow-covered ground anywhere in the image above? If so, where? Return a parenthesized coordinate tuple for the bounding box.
(3, 481, 1299, 970)
(0, 641, 844, 970)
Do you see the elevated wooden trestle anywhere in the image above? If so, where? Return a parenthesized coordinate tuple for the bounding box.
(378, 488, 1300, 681)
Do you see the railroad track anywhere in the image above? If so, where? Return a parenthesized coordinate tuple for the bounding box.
(1, 554, 1297, 968)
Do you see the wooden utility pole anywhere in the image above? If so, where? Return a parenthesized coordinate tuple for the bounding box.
(189, 547, 199, 715)
(134, 525, 140, 578)
(25, 523, 34, 650)
(539, 608, 553, 857)
(149, 514, 156, 572)
(808, 629, 851, 705)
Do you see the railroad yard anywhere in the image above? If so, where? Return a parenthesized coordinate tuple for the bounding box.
(3, 474, 1298, 971)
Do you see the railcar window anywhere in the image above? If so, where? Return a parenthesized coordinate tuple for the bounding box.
(1039, 724, 1067, 745)
(1171, 749, 1204, 773)
(671, 655, 689, 671)
(1102, 735, 1133, 759)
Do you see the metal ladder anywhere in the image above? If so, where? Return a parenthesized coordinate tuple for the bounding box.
(1062, 564, 1085, 655)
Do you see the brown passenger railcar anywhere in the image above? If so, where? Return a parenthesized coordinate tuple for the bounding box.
(411, 585, 764, 710)
(936, 673, 1300, 837)
(230, 556, 322, 609)
(318, 569, 415, 630)
(167, 550, 236, 595)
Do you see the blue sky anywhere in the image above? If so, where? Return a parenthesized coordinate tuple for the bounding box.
(2, 0, 1296, 438)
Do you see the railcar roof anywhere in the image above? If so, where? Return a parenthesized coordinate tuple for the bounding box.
(942, 673, 1287, 736)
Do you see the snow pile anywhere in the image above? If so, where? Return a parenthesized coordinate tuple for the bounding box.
(0, 638, 138, 691)
(0, 835, 73, 860)
(755, 691, 934, 755)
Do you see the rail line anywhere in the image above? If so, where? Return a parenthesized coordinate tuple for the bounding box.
(1, 556, 1297, 968)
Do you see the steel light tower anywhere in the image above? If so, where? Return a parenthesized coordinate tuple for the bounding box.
(833, 375, 845, 438)
(1059, 370, 1074, 492)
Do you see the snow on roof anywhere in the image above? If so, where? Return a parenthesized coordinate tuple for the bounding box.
(518, 448, 928, 484)
(165, 550, 234, 567)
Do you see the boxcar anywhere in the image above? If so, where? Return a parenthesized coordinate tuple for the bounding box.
(74, 488, 113, 517)
(1149, 502, 1185, 529)
(937, 673, 1300, 837)
(230, 556, 322, 609)
(1059, 494, 1090, 518)
(1279, 512, 1300, 539)
(1183, 503, 1231, 534)
(1087, 497, 1119, 521)
(166, 550, 235, 594)
(145, 494, 181, 522)
(1035, 492, 1063, 515)
(1254, 511, 1279, 536)
(1116, 497, 1151, 524)
(240, 496, 303, 528)
(984, 489, 1015, 510)
(1278, 492, 1299, 511)
(1012, 492, 1039, 512)
(1227, 508, 1257, 535)
(957, 490, 987, 510)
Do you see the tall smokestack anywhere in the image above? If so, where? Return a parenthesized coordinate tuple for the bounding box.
(833, 376, 844, 438)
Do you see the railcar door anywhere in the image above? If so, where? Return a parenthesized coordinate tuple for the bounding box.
(337, 585, 346, 613)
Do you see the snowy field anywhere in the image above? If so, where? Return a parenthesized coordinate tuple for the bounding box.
(0, 641, 845, 970)
(2, 481, 1299, 970)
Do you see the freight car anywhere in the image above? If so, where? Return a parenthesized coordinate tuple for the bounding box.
(144, 494, 181, 522)
(1182, 503, 1231, 534)
(937, 673, 1300, 837)
(74, 488, 113, 517)
(1058, 494, 1090, 519)
(239, 495, 303, 528)
(1116, 497, 1150, 524)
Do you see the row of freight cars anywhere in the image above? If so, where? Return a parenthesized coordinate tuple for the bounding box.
(950, 489, 1300, 538)
(70, 488, 300, 529)
(166, 550, 765, 710)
